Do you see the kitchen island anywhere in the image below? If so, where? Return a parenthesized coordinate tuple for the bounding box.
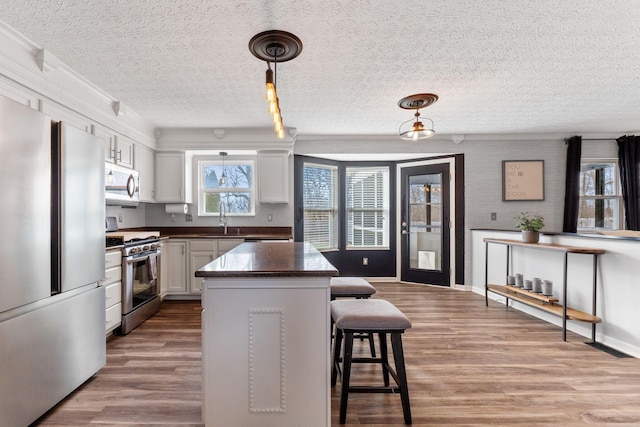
(196, 241, 338, 427)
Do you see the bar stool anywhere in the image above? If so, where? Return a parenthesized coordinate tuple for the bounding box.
(330, 277, 377, 299)
(330, 277, 377, 356)
(331, 299, 412, 425)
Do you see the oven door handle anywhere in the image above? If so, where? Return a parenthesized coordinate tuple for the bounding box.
(125, 252, 159, 264)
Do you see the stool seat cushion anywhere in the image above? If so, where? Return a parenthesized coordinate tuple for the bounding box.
(331, 299, 411, 330)
(330, 277, 376, 297)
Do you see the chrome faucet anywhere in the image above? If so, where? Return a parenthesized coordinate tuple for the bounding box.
(219, 201, 228, 234)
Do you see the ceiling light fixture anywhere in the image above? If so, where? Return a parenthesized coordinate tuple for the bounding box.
(398, 93, 439, 141)
(219, 151, 227, 186)
(249, 30, 303, 139)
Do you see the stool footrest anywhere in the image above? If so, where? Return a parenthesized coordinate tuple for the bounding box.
(351, 357, 384, 363)
(348, 385, 401, 394)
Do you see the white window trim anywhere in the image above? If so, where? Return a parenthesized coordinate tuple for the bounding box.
(197, 159, 256, 217)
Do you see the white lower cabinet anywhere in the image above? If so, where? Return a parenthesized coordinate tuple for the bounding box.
(189, 240, 217, 294)
(102, 248, 122, 335)
(163, 238, 244, 298)
(163, 240, 188, 296)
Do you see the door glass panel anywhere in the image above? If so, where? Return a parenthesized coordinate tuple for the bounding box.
(408, 173, 442, 271)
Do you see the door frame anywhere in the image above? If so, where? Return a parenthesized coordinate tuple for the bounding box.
(396, 157, 457, 287)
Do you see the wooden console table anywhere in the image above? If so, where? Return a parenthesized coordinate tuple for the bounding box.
(484, 238, 604, 342)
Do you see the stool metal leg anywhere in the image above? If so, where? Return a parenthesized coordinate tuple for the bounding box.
(391, 332, 412, 425)
(339, 331, 354, 424)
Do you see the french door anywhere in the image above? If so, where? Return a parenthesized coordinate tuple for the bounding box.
(400, 162, 451, 285)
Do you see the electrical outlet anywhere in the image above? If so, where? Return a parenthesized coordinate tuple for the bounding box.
(267, 213, 273, 222)
(118, 213, 123, 223)
(186, 214, 193, 222)
(491, 212, 497, 221)
(362, 257, 368, 266)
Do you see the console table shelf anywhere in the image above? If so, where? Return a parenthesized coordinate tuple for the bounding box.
(484, 238, 604, 341)
(486, 285, 601, 324)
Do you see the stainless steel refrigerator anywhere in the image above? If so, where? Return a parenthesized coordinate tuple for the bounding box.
(0, 95, 106, 427)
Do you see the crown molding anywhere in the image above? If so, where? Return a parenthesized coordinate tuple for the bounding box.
(155, 127, 295, 151)
(0, 20, 155, 148)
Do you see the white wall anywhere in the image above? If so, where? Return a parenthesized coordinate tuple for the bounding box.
(471, 229, 640, 358)
(105, 204, 147, 229)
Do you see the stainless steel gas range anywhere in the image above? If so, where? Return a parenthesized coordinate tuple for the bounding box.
(106, 230, 162, 335)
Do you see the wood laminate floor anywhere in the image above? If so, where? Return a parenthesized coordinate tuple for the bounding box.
(32, 282, 640, 426)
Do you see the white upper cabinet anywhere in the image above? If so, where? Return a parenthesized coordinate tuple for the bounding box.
(134, 143, 155, 202)
(155, 152, 193, 203)
(258, 150, 290, 203)
(111, 135, 134, 169)
(99, 124, 134, 169)
(92, 124, 116, 163)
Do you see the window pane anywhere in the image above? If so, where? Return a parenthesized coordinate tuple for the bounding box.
(578, 197, 619, 229)
(203, 192, 252, 214)
(346, 166, 389, 248)
(204, 192, 221, 213)
(580, 163, 616, 196)
(303, 164, 338, 251)
(202, 165, 224, 189)
(202, 164, 252, 189)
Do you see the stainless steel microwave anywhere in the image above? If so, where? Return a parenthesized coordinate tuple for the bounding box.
(105, 162, 140, 206)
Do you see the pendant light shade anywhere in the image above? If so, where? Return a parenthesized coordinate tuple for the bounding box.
(398, 93, 438, 141)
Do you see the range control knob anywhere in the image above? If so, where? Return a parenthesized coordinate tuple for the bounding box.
(150, 244, 157, 250)
(129, 247, 139, 254)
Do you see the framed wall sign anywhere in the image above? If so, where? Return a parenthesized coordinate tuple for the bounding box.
(502, 160, 545, 201)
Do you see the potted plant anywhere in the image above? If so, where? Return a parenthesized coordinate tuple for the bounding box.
(515, 212, 544, 243)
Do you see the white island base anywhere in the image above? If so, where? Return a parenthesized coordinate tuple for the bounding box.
(198, 242, 336, 427)
(202, 277, 330, 426)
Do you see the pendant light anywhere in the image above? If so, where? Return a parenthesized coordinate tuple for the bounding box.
(219, 152, 227, 186)
(249, 30, 303, 139)
(398, 93, 439, 140)
(106, 169, 116, 184)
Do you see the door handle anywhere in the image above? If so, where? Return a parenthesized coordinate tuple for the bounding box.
(402, 230, 409, 235)
(401, 221, 408, 227)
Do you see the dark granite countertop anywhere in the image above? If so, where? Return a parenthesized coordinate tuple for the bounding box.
(118, 226, 292, 241)
(195, 241, 338, 278)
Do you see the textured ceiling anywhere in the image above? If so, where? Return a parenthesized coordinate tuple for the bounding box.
(1, 0, 639, 136)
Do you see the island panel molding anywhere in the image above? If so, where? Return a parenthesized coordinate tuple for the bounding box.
(248, 308, 286, 414)
(502, 160, 545, 201)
